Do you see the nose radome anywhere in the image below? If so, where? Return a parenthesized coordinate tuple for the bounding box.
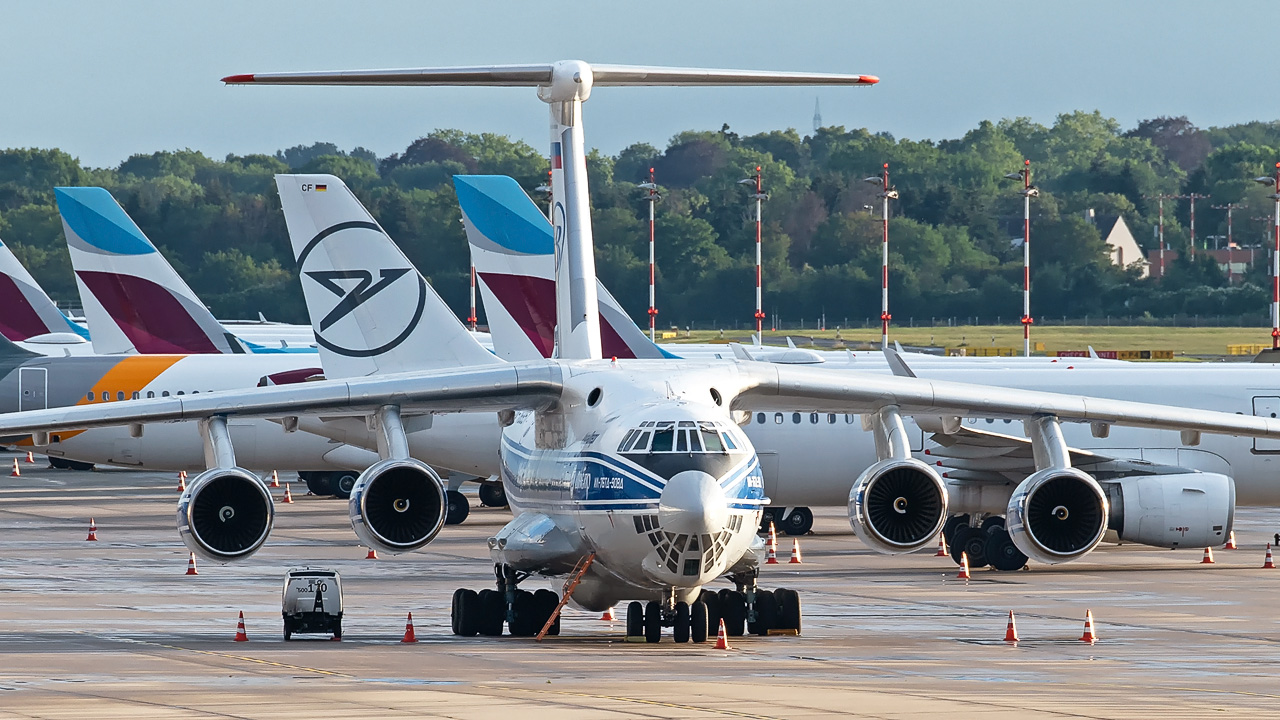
(658, 471, 728, 536)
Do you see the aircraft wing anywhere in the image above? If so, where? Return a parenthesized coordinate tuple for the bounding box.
(734, 363, 1280, 440)
(222, 64, 877, 87)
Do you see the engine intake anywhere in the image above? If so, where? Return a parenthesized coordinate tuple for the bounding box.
(848, 458, 948, 554)
(349, 458, 446, 554)
(1006, 468, 1108, 564)
(177, 468, 275, 562)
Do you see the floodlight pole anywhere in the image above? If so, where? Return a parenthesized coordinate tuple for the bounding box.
(1006, 160, 1037, 357)
(864, 164, 898, 348)
(1212, 202, 1246, 284)
(467, 265, 477, 331)
(1188, 193, 1209, 256)
(639, 168, 660, 341)
(1253, 165, 1280, 347)
(740, 167, 768, 336)
(1143, 194, 1175, 279)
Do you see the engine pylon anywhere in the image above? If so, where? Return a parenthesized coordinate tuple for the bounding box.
(956, 551, 971, 580)
(234, 611, 248, 642)
(789, 538, 803, 564)
(1200, 546, 1215, 564)
(1079, 609, 1098, 644)
(1004, 610, 1019, 643)
(401, 612, 417, 643)
(1225, 531, 1237, 550)
(1264, 544, 1276, 569)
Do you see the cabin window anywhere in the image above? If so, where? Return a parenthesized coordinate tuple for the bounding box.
(755, 413, 765, 425)
(810, 413, 819, 424)
(162, 391, 170, 397)
(774, 413, 783, 424)
(117, 391, 125, 401)
(101, 391, 109, 401)
(132, 392, 140, 400)
(176, 391, 185, 396)
(86, 392, 94, 402)
(845, 414, 856, 424)
(147, 391, 155, 399)
(792, 413, 801, 424)
(827, 413, 836, 424)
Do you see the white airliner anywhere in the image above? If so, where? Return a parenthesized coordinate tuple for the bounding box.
(3, 61, 1279, 644)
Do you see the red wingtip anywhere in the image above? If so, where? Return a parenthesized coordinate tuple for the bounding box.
(222, 74, 256, 84)
(859, 75, 880, 84)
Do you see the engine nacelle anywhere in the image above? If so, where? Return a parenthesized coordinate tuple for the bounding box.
(349, 458, 447, 555)
(1006, 468, 1108, 564)
(177, 468, 275, 563)
(1106, 472, 1234, 549)
(848, 458, 948, 554)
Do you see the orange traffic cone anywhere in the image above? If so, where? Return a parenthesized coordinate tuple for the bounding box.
(10, 458, 19, 477)
(25, 451, 34, 463)
(234, 611, 248, 642)
(177, 471, 186, 492)
(365, 548, 378, 560)
(1200, 546, 1215, 564)
(1225, 531, 1237, 550)
(935, 534, 949, 557)
(600, 606, 616, 621)
(714, 618, 731, 650)
(956, 551, 971, 580)
(185, 552, 199, 575)
(1004, 610, 1019, 643)
(765, 522, 779, 564)
(86, 518, 98, 541)
(789, 538, 803, 564)
(282, 483, 293, 504)
(401, 612, 417, 643)
(1265, 544, 1276, 569)
(269, 470, 280, 488)
(1079, 609, 1098, 644)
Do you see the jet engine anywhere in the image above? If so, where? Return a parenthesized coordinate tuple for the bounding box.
(1105, 472, 1234, 549)
(177, 468, 275, 562)
(848, 458, 948, 554)
(1006, 467, 1108, 564)
(349, 458, 447, 555)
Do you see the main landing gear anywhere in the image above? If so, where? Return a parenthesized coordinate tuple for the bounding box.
(759, 506, 814, 536)
(943, 514, 1027, 572)
(625, 569, 803, 643)
(451, 564, 560, 637)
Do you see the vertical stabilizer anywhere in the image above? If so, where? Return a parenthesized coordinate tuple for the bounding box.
(0, 238, 85, 341)
(275, 174, 501, 378)
(55, 187, 245, 355)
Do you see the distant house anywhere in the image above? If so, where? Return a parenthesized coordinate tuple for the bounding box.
(1085, 211, 1149, 279)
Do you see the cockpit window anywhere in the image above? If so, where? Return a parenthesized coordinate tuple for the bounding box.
(651, 427, 674, 452)
(675, 430, 688, 452)
(700, 427, 724, 452)
(623, 421, 737, 454)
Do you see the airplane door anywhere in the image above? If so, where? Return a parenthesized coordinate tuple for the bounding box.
(18, 368, 47, 411)
(1252, 397, 1280, 452)
(757, 451, 780, 501)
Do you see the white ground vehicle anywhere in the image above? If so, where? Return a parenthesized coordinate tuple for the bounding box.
(282, 568, 342, 640)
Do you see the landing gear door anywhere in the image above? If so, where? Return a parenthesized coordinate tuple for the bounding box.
(18, 367, 47, 411)
(1252, 397, 1280, 452)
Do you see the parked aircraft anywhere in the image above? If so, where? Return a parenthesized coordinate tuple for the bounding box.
(0, 237, 93, 355)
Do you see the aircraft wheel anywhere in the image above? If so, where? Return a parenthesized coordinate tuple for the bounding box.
(981, 516, 1006, 533)
(673, 602, 690, 643)
(331, 472, 358, 500)
(942, 514, 970, 547)
(303, 472, 334, 496)
(959, 526, 990, 568)
(509, 589, 538, 636)
(775, 588, 802, 633)
(534, 589, 560, 636)
(750, 590, 778, 636)
(476, 589, 505, 636)
(699, 590, 721, 634)
(445, 490, 470, 525)
(626, 601, 644, 638)
(478, 482, 507, 508)
(690, 601, 709, 643)
(985, 528, 1029, 572)
(644, 601, 662, 643)
(780, 507, 813, 536)
(454, 589, 480, 637)
(718, 589, 746, 636)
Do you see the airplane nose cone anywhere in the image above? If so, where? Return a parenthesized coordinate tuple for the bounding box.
(658, 471, 728, 536)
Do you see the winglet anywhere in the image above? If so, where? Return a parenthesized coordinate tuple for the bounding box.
(883, 346, 917, 378)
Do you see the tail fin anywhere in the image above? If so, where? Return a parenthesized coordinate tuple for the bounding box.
(0, 237, 85, 341)
(276, 174, 500, 377)
(55, 187, 246, 355)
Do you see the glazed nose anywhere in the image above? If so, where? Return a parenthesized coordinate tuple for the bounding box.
(659, 470, 728, 536)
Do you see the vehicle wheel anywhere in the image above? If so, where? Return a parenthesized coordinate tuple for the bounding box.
(332, 619, 342, 640)
(673, 602, 690, 644)
(626, 601, 644, 638)
(699, 590, 721, 635)
(283, 618, 292, 641)
(455, 589, 480, 637)
(644, 601, 662, 644)
(478, 482, 507, 508)
(303, 473, 334, 496)
(534, 589, 559, 636)
(750, 590, 778, 636)
(981, 516, 1006, 533)
(775, 588, 802, 633)
(690, 601, 708, 643)
(509, 589, 537, 636)
(719, 589, 746, 636)
(942, 514, 970, 547)
(331, 472, 358, 500)
(781, 507, 814, 536)
(985, 528, 1028, 572)
(960, 526, 990, 568)
(446, 490, 470, 525)
(476, 589, 505, 636)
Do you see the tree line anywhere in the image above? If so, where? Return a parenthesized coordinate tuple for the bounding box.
(1, 115, 1278, 329)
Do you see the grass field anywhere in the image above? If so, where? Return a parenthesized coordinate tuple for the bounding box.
(660, 325, 1278, 358)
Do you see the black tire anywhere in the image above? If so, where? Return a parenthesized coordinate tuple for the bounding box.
(942, 514, 970, 547)
(478, 482, 507, 508)
(303, 473, 334, 496)
(509, 589, 537, 636)
(750, 590, 778, 636)
(985, 528, 1029, 572)
(781, 507, 814, 536)
(673, 602, 690, 644)
(951, 526, 990, 568)
(332, 618, 342, 640)
(446, 490, 471, 525)
(331, 472, 358, 500)
(626, 601, 644, 638)
(691, 601, 709, 643)
(451, 588, 465, 635)
(719, 589, 747, 636)
(283, 618, 292, 641)
(533, 589, 559, 636)
(981, 516, 1006, 533)
(644, 601, 662, 644)
(775, 588, 802, 633)
(455, 589, 480, 636)
(476, 589, 505, 636)
(758, 507, 782, 534)
(699, 590, 721, 636)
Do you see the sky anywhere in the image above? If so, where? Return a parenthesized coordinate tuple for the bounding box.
(1, 1, 1276, 168)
